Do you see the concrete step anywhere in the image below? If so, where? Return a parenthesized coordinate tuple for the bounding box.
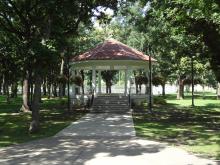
(94, 100, 128, 102)
(94, 98, 128, 100)
(93, 102, 128, 104)
(92, 107, 129, 110)
(94, 102, 128, 104)
(93, 104, 128, 107)
(95, 98, 128, 100)
(95, 96, 128, 99)
(92, 106, 128, 109)
(92, 105, 128, 107)
(92, 105, 129, 108)
(91, 110, 128, 113)
(92, 108, 128, 109)
(95, 98, 128, 101)
(94, 101, 128, 103)
(93, 104, 129, 106)
(92, 109, 129, 112)
(92, 94, 129, 112)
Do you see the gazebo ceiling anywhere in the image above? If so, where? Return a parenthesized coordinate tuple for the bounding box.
(71, 39, 156, 62)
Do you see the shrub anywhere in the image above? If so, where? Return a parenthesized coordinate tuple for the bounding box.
(131, 100, 147, 109)
(60, 99, 67, 106)
(70, 76, 83, 86)
(154, 97, 167, 105)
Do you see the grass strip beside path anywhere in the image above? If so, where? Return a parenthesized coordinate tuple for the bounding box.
(133, 94, 220, 159)
(0, 96, 86, 147)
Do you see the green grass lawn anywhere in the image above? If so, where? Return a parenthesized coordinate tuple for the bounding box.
(0, 95, 86, 147)
(133, 93, 220, 159)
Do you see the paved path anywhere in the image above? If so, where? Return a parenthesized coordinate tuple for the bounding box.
(0, 113, 218, 165)
(55, 113, 136, 137)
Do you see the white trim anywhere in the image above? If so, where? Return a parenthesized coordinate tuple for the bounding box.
(70, 60, 152, 70)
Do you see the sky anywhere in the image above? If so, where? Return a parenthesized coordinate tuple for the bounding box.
(92, 1, 151, 29)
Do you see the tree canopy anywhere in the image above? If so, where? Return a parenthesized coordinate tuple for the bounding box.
(0, 0, 219, 132)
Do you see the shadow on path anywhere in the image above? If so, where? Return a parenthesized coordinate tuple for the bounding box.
(0, 112, 217, 165)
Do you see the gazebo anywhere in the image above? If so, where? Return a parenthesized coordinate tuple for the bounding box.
(70, 39, 156, 107)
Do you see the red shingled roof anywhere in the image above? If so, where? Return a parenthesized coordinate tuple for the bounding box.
(72, 39, 156, 62)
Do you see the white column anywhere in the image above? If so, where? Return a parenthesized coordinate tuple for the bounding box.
(92, 67, 96, 94)
(124, 67, 128, 95)
(98, 70, 101, 94)
(127, 67, 131, 93)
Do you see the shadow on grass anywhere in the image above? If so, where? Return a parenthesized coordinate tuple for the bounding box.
(165, 93, 218, 101)
(133, 100, 220, 159)
(0, 95, 87, 147)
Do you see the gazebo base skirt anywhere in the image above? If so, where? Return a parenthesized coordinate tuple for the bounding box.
(70, 93, 151, 111)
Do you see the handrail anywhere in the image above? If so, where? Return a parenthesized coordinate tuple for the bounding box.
(90, 88, 95, 107)
(128, 87, 131, 109)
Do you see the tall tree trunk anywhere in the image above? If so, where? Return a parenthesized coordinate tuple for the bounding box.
(59, 86, 62, 97)
(21, 79, 23, 95)
(139, 84, 142, 94)
(0, 79, 2, 95)
(106, 81, 111, 94)
(20, 78, 30, 112)
(53, 83, 57, 97)
(177, 77, 184, 100)
(80, 70, 85, 95)
(3, 84, 6, 95)
(43, 80, 47, 96)
(106, 84, 108, 93)
(59, 57, 64, 98)
(6, 83, 10, 103)
(31, 82, 34, 103)
(28, 71, 33, 105)
(182, 84, 185, 98)
(81, 84, 84, 95)
(62, 83, 66, 96)
(145, 83, 148, 94)
(162, 83, 165, 97)
(80, 71, 85, 104)
(202, 84, 205, 99)
(11, 82, 18, 98)
(217, 83, 220, 100)
(39, 85, 42, 103)
(2, 75, 6, 95)
(47, 84, 51, 99)
(29, 74, 41, 133)
(135, 83, 138, 94)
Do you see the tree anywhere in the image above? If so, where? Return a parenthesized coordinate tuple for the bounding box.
(0, 0, 118, 133)
(101, 71, 118, 93)
(147, 0, 220, 82)
(0, 30, 22, 102)
(117, 0, 217, 100)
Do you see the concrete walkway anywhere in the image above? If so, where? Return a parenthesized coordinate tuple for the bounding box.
(55, 113, 136, 137)
(0, 113, 218, 165)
